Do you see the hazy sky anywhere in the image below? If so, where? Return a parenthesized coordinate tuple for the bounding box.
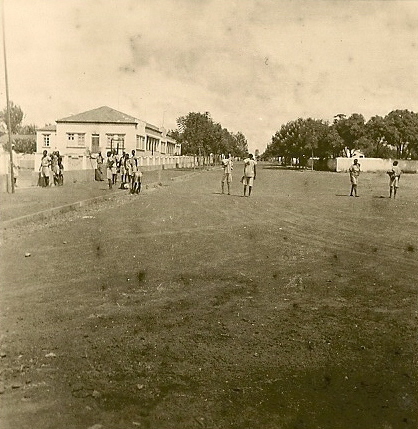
(2, 0, 418, 152)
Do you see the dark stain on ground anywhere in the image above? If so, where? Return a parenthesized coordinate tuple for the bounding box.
(178, 274, 192, 286)
(137, 270, 146, 285)
(95, 243, 102, 258)
(406, 244, 415, 252)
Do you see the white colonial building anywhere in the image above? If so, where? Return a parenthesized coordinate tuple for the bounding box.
(36, 106, 180, 157)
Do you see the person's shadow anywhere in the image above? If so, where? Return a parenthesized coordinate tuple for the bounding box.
(213, 192, 243, 197)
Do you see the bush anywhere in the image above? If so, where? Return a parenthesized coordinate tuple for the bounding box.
(2, 137, 36, 154)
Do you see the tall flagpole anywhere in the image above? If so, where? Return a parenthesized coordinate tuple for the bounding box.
(2, 0, 15, 193)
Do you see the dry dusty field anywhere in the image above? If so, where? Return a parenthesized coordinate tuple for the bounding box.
(0, 164, 417, 429)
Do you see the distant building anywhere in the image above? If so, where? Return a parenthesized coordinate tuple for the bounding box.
(36, 106, 180, 157)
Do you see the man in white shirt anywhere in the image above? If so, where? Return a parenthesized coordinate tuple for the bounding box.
(243, 154, 257, 197)
(387, 160, 402, 199)
(221, 155, 233, 195)
(349, 158, 360, 197)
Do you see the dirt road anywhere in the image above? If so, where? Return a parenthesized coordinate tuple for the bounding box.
(1, 165, 417, 429)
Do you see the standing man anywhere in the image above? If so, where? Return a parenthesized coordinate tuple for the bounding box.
(349, 158, 360, 197)
(243, 153, 257, 197)
(119, 152, 129, 189)
(9, 147, 20, 187)
(221, 155, 233, 195)
(39, 150, 51, 187)
(129, 150, 138, 193)
(57, 151, 64, 186)
(131, 156, 143, 194)
(111, 150, 119, 186)
(387, 160, 402, 198)
(105, 151, 114, 189)
(96, 152, 104, 181)
(51, 151, 60, 186)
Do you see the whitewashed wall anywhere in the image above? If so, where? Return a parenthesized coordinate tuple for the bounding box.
(334, 157, 418, 173)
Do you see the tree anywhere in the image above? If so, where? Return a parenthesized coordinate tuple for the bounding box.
(268, 121, 297, 164)
(300, 118, 332, 160)
(265, 118, 335, 166)
(175, 112, 216, 156)
(0, 101, 24, 134)
(333, 113, 365, 157)
(362, 115, 389, 158)
(2, 137, 36, 154)
(384, 110, 418, 159)
(317, 125, 344, 159)
(264, 109, 418, 162)
(171, 111, 249, 161)
(215, 125, 235, 156)
(19, 124, 37, 134)
(233, 132, 248, 158)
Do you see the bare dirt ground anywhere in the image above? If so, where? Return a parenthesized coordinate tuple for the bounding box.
(0, 164, 417, 429)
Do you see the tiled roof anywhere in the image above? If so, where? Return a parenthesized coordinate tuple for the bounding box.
(145, 122, 162, 133)
(57, 106, 138, 124)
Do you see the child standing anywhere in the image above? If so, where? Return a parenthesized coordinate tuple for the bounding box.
(387, 160, 402, 198)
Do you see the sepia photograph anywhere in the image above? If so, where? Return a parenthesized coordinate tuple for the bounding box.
(1, 0, 417, 428)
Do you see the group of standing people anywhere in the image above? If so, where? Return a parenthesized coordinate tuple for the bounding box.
(221, 154, 257, 197)
(36, 150, 403, 201)
(349, 158, 402, 198)
(221, 155, 402, 199)
(94, 150, 143, 194)
(39, 150, 64, 187)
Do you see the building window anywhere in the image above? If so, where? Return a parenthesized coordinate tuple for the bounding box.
(136, 135, 145, 151)
(146, 136, 160, 152)
(43, 134, 50, 147)
(106, 134, 125, 153)
(106, 134, 112, 148)
(78, 133, 85, 146)
(67, 133, 75, 142)
(91, 134, 100, 152)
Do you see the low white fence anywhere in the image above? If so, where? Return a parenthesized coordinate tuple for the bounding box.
(32, 154, 196, 171)
(329, 157, 418, 173)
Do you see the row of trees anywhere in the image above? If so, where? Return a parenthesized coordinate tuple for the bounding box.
(169, 112, 248, 160)
(263, 110, 418, 165)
